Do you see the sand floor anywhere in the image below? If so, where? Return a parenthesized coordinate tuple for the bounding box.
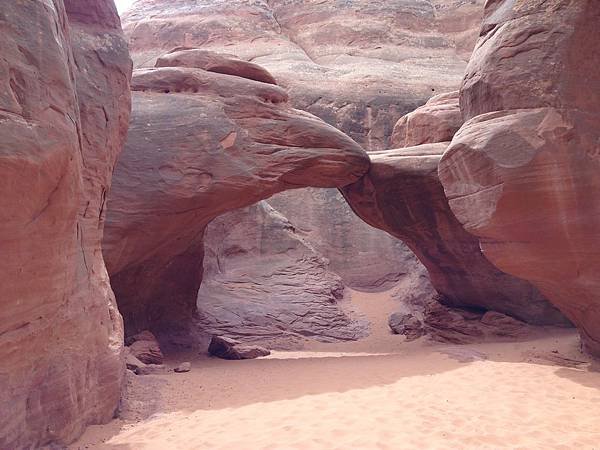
(72, 290, 600, 449)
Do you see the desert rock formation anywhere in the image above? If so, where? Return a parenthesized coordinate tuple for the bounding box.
(439, 0, 600, 355)
(102, 52, 369, 341)
(343, 144, 566, 325)
(0, 0, 131, 447)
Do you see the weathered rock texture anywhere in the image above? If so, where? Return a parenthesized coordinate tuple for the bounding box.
(438, 0, 600, 355)
(343, 144, 567, 325)
(198, 202, 368, 349)
(267, 188, 419, 291)
(103, 53, 369, 340)
(122, 0, 484, 150)
(391, 90, 462, 148)
(0, 0, 131, 447)
(208, 336, 271, 360)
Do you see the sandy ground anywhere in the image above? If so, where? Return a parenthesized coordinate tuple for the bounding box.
(72, 290, 600, 450)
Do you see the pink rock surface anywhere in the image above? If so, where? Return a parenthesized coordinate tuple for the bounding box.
(102, 54, 369, 341)
(197, 202, 368, 349)
(121, 0, 484, 150)
(343, 144, 567, 325)
(438, 0, 600, 355)
(0, 0, 131, 447)
(391, 91, 462, 148)
(267, 188, 422, 292)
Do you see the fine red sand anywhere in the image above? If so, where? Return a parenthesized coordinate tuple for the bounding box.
(73, 290, 600, 449)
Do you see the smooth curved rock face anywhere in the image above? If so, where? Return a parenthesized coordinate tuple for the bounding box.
(0, 1, 131, 447)
(103, 54, 369, 339)
(122, 0, 484, 150)
(267, 188, 422, 291)
(391, 91, 462, 148)
(198, 202, 368, 349)
(342, 144, 567, 325)
(438, 0, 600, 355)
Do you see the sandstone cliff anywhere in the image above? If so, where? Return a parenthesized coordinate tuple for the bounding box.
(0, 1, 131, 447)
(439, 0, 600, 355)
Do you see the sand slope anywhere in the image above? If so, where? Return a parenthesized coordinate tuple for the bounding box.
(73, 291, 600, 450)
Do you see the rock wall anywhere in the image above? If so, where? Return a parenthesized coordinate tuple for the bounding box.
(267, 188, 418, 291)
(438, 0, 600, 355)
(122, 0, 484, 150)
(198, 202, 368, 349)
(0, 0, 131, 447)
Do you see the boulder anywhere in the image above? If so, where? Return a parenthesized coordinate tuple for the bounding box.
(0, 1, 131, 447)
(391, 91, 462, 148)
(127, 331, 164, 365)
(174, 362, 192, 373)
(388, 313, 425, 341)
(102, 52, 369, 341)
(438, 0, 600, 355)
(342, 144, 567, 325)
(208, 336, 271, 360)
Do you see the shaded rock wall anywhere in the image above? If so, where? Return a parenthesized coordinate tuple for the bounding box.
(0, 0, 131, 447)
(267, 188, 419, 292)
(198, 202, 368, 349)
(438, 0, 600, 355)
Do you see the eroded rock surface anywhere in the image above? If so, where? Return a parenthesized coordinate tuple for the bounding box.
(343, 144, 567, 325)
(122, 0, 484, 150)
(0, 0, 131, 447)
(103, 53, 369, 341)
(391, 91, 462, 148)
(267, 188, 421, 291)
(439, 0, 600, 355)
(197, 202, 368, 349)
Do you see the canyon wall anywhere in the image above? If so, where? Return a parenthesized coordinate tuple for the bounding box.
(122, 0, 484, 150)
(439, 0, 600, 355)
(0, 0, 131, 447)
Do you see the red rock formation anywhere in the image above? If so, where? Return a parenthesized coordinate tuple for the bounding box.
(391, 91, 462, 148)
(102, 53, 369, 340)
(0, 0, 131, 447)
(343, 144, 567, 325)
(122, 0, 484, 150)
(197, 201, 368, 349)
(438, 0, 600, 355)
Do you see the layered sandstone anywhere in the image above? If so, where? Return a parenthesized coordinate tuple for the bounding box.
(438, 0, 600, 355)
(122, 0, 484, 150)
(198, 202, 368, 349)
(102, 53, 369, 341)
(391, 91, 462, 148)
(0, 0, 131, 447)
(343, 144, 567, 325)
(267, 188, 421, 291)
